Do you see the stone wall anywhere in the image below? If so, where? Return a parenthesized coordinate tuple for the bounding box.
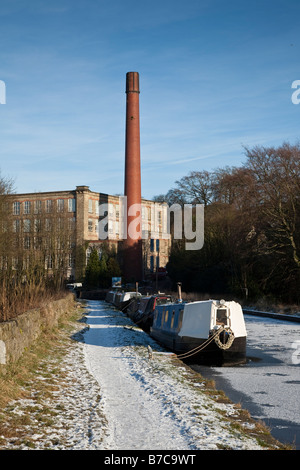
(0, 294, 75, 366)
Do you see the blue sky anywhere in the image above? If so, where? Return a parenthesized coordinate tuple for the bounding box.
(0, 0, 300, 199)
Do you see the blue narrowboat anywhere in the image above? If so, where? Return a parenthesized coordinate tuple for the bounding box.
(131, 294, 173, 332)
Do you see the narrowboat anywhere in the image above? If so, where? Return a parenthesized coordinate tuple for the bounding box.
(150, 299, 247, 366)
(113, 291, 142, 311)
(126, 295, 142, 320)
(131, 294, 173, 332)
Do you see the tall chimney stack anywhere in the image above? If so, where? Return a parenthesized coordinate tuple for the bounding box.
(123, 71, 143, 281)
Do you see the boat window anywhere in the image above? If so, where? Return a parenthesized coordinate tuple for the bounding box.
(178, 309, 184, 331)
(164, 310, 168, 323)
(216, 308, 228, 325)
(156, 297, 170, 306)
(170, 310, 175, 329)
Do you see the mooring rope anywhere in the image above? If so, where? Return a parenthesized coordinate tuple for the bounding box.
(174, 327, 225, 359)
(174, 326, 235, 360)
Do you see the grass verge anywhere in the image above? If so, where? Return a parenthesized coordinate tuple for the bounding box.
(0, 302, 99, 449)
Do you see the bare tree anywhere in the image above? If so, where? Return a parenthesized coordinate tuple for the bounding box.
(0, 187, 75, 321)
(244, 143, 300, 270)
(174, 170, 214, 206)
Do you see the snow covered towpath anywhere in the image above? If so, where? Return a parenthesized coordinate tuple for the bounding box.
(82, 300, 275, 450)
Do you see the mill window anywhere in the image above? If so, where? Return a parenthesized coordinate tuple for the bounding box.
(24, 201, 31, 214)
(13, 201, 20, 215)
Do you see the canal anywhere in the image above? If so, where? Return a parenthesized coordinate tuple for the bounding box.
(192, 314, 300, 449)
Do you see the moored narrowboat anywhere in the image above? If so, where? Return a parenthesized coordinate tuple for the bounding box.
(125, 294, 173, 328)
(133, 294, 173, 331)
(113, 291, 142, 311)
(126, 295, 143, 321)
(106, 288, 141, 311)
(150, 299, 247, 366)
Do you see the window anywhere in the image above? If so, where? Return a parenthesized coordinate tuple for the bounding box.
(150, 239, 154, 252)
(158, 211, 162, 225)
(86, 246, 93, 263)
(57, 199, 64, 212)
(88, 199, 93, 213)
(68, 217, 76, 231)
(68, 253, 74, 268)
(170, 311, 175, 329)
(142, 220, 148, 233)
(46, 255, 53, 269)
(13, 219, 20, 232)
(23, 219, 31, 232)
(45, 219, 51, 231)
(57, 218, 63, 231)
(24, 236, 30, 249)
(1, 221, 7, 232)
(46, 200, 52, 213)
(34, 237, 42, 250)
(34, 219, 41, 232)
(178, 310, 184, 331)
(12, 258, 18, 269)
(68, 235, 75, 249)
(34, 200, 42, 214)
(68, 198, 76, 212)
(13, 201, 20, 215)
(216, 309, 228, 325)
(156, 239, 160, 251)
(24, 201, 31, 214)
(88, 219, 93, 232)
(164, 310, 169, 323)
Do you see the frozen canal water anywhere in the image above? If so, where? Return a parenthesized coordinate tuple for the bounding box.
(193, 314, 300, 449)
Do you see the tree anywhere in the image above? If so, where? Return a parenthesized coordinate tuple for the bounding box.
(174, 170, 214, 206)
(162, 142, 300, 303)
(84, 244, 122, 289)
(0, 174, 16, 320)
(85, 248, 101, 288)
(244, 143, 300, 270)
(238, 143, 300, 302)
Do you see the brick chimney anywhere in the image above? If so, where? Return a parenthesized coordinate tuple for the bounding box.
(122, 72, 143, 281)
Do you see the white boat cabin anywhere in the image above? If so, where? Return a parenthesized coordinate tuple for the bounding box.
(153, 299, 247, 340)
